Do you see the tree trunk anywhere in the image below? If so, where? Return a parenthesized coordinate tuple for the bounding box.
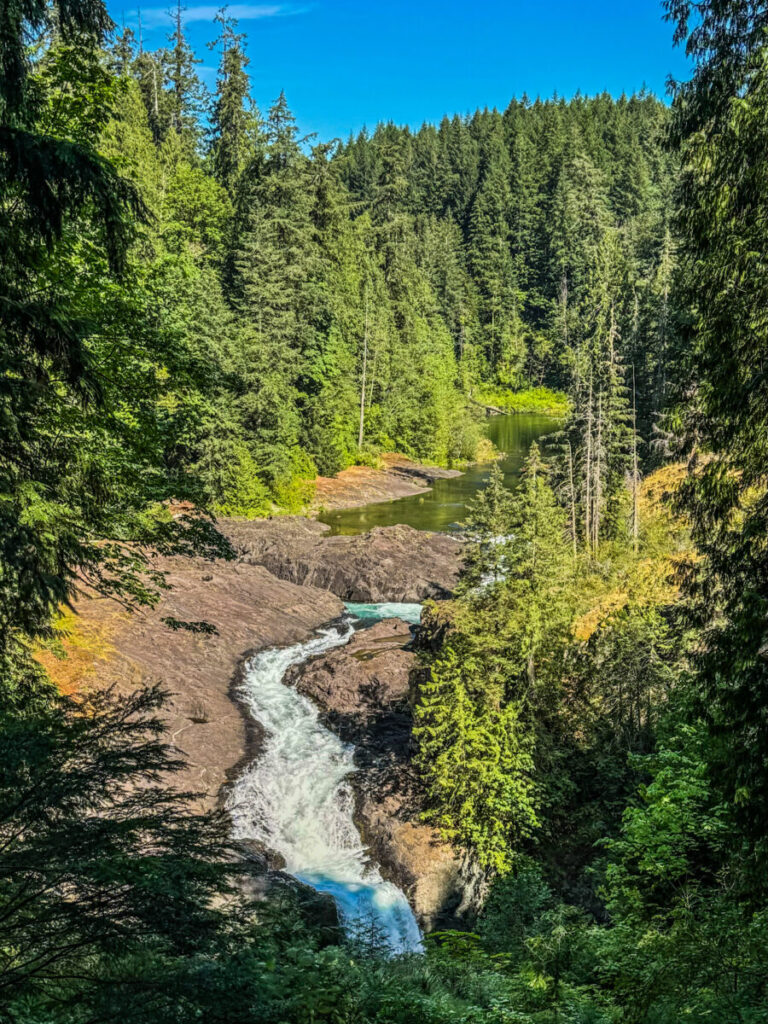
(358, 291, 369, 450)
(585, 375, 593, 554)
(567, 440, 577, 560)
(593, 391, 603, 550)
(632, 365, 639, 555)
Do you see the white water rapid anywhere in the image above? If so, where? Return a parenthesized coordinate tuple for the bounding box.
(228, 602, 423, 953)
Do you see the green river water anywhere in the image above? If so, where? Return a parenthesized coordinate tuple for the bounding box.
(318, 413, 560, 536)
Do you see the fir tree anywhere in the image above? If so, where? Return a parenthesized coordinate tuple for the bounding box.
(504, 442, 570, 687)
(228, 93, 322, 483)
(667, 0, 768, 871)
(414, 637, 539, 874)
(208, 8, 256, 195)
(110, 24, 136, 76)
(134, 47, 172, 143)
(459, 463, 515, 592)
(467, 122, 521, 381)
(165, 1, 207, 151)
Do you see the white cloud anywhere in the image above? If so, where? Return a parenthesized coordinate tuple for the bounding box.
(132, 4, 307, 30)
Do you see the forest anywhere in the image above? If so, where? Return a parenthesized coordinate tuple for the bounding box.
(2, 0, 768, 1020)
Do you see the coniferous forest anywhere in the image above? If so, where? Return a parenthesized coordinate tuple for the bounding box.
(3, 0, 768, 1021)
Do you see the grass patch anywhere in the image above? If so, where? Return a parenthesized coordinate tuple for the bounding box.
(477, 386, 569, 417)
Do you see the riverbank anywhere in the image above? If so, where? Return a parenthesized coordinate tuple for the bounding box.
(36, 553, 344, 812)
(312, 453, 463, 512)
(317, 413, 560, 536)
(474, 385, 569, 417)
(36, 519, 462, 811)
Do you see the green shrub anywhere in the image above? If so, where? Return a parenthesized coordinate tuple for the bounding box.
(478, 387, 569, 417)
(272, 448, 318, 513)
(197, 438, 271, 518)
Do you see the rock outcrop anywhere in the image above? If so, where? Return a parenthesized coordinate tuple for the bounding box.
(38, 516, 468, 930)
(223, 518, 462, 603)
(288, 617, 415, 736)
(40, 556, 343, 812)
(289, 617, 466, 931)
(236, 840, 341, 943)
(313, 453, 462, 511)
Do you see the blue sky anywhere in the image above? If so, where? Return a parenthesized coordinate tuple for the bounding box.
(108, 0, 691, 141)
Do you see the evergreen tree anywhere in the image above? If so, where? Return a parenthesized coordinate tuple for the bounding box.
(134, 46, 173, 143)
(208, 8, 256, 196)
(667, 0, 768, 872)
(417, 446, 570, 873)
(467, 122, 522, 381)
(459, 463, 515, 592)
(0, 686, 235, 1008)
(504, 442, 571, 688)
(228, 92, 322, 485)
(165, 1, 207, 151)
(0, 0, 176, 666)
(110, 24, 136, 76)
(415, 637, 539, 874)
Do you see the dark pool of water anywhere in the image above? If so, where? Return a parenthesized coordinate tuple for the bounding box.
(318, 413, 560, 535)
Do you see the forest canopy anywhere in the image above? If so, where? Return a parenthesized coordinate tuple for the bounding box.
(2, 0, 768, 1021)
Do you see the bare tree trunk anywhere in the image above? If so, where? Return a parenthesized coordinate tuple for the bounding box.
(358, 290, 369, 450)
(632, 364, 639, 555)
(367, 344, 378, 414)
(152, 60, 159, 118)
(567, 440, 577, 561)
(367, 316, 378, 414)
(593, 391, 603, 550)
(658, 228, 672, 408)
(585, 375, 593, 554)
(560, 273, 569, 347)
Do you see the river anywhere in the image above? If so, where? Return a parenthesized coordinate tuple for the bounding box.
(228, 414, 559, 952)
(227, 603, 424, 954)
(319, 413, 560, 535)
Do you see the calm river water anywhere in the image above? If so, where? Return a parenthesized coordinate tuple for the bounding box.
(319, 413, 560, 535)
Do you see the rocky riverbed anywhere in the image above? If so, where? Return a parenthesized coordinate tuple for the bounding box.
(287, 617, 472, 931)
(38, 516, 466, 931)
(223, 517, 461, 602)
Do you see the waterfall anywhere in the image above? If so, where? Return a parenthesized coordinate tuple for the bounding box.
(228, 603, 423, 953)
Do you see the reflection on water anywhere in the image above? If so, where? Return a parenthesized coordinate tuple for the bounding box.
(319, 413, 560, 535)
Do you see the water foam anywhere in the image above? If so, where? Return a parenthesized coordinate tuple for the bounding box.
(228, 610, 422, 953)
(345, 602, 422, 625)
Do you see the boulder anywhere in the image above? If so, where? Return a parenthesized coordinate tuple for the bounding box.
(288, 617, 415, 741)
(236, 840, 341, 942)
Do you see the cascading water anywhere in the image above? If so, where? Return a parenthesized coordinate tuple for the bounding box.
(228, 603, 423, 953)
